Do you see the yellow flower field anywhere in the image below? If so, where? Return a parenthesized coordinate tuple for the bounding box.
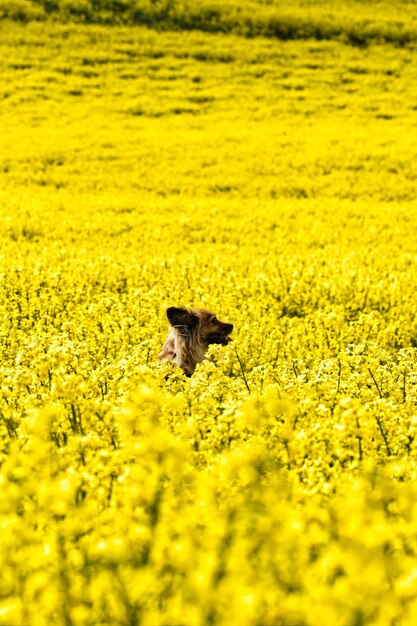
(1, 9, 417, 625)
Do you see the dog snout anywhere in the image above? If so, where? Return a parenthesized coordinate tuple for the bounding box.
(224, 323, 233, 334)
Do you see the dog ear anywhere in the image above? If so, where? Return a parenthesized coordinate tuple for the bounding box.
(166, 307, 198, 330)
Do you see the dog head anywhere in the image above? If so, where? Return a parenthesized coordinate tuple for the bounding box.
(166, 306, 233, 347)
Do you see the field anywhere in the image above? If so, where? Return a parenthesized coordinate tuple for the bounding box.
(2, 3, 417, 624)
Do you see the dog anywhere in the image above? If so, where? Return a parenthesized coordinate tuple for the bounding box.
(158, 307, 233, 377)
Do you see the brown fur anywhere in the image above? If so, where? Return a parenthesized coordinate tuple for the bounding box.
(158, 307, 233, 377)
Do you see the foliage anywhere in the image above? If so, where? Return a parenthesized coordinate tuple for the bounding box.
(2, 18, 417, 625)
(1, 0, 417, 46)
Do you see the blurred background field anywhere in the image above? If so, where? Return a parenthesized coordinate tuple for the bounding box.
(2, 3, 417, 625)
(3, 0, 417, 46)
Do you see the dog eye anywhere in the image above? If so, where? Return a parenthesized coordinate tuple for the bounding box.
(211, 316, 218, 323)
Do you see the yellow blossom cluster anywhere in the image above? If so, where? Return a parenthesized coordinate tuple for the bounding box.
(1, 16, 417, 626)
